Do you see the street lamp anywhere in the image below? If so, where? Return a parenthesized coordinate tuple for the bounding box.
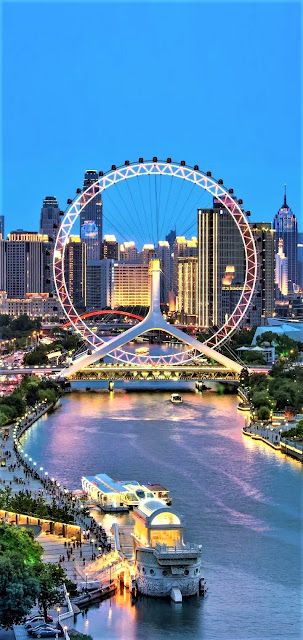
(56, 606, 61, 625)
(85, 572, 88, 592)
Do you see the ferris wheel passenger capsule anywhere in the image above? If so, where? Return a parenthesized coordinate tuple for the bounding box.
(180, 160, 186, 166)
(67, 198, 72, 204)
(138, 158, 144, 163)
(167, 157, 172, 163)
(111, 164, 117, 170)
(124, 160, 130, 165)
(194, 165, 199, 170)
(206, 170, 212, 176)
(98, 171, 104, 177)
(228, 188, 234, 194)
(218, 179, 223, 185)
(153, 156, 158, 162)
(76, 188, 82, 194)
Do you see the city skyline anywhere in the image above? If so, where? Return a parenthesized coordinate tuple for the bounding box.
(2, 2, 300, 230)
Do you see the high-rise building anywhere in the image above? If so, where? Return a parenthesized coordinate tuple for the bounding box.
(0, 239, 6, 290)
(197, 207, 245, 328)
(39, 196, 61, 294)
(156, 240, 171, 305)
(248, 222, 275, 325)
(64, 235, 87, 311)
(102, 235, 119, 260)
(112, 263, 150, 307)
(275, 238, 289, 297)
(0, 216, 4, 239)
(297, 233, 303, 289)
(87, 259, 113, 310)
(273, 190, 298, 295)
(39, 196, 60, 241)
(176, 256, 198, 322)
(173, 236, 198, 297)
(120, 241, 138, 262)
(80, 221, 100, 261)
(165, 228, 176, 251)
(5, 231, 50, 298)
(141, 244, 156, 265)
(247, 222, 275, 326)
(80, 170, 102, 258)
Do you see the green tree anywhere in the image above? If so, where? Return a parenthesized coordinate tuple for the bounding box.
(0, 524, 43, 628)
(36, 563, 66, 622)
(257, 406, 271, 421)
(0, 555, 39, 628)
(250, 390, 271, 408)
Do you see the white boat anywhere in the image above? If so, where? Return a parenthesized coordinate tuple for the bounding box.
(170, 393, 183, 404)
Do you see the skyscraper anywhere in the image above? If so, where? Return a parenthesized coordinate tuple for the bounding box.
(173, 236, 198, 298)
(275, 238, 289, 297)
(80, 170, 102, 258)
(0, 216, 4, 239)
(39, 196, 60, 241)
(156, 240, 171, 305)
(81, 221, 100, 261)
(120, 241, 138, 262)
(248, 222, 275, 324)
(112, 263, 150, 307)
(5, 231, 49, 298)
(87, 259, 113, 310)
(176, 256, 198, 323)
(197, 207, 245, 328)
(64, 236, 87, 311)
(273, 189, 298, 295)
(102, 235, 119, 260)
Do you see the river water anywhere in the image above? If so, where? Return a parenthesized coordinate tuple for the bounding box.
(21, 385, 302, 640)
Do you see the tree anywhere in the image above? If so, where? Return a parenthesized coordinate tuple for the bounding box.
(257, 406, 271, 421)
(250, 390, 271, 408)
(36, 563, 66, 622)
(0, 524, 43, 628)
(0, 555, 39, 628)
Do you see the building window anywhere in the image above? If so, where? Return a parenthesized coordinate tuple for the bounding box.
(162, 570, 168, 576)
(184, 569, 189, 576)
(150, 569, 155, 576)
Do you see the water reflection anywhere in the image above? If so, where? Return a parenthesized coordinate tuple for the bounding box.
(21, 387, 302, 640)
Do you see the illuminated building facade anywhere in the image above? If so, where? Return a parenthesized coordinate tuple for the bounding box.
(141, 244, 156, 265)
(120, 241, 138, 262)
(80, 169, 103, 259)
(102, 235, 119, 260)
(156, 240, 171, 305)
(39, 196, 60, 241)
(275, 238, 289, 297)
(80, 220, 99, 261)
(132, 499, 203, 599)
(64, 235, 87, 311)
(273, 191, 298, 295)
(248, 222, 275, 324)
(112, 263, 150, 307)
(86, 259, 113, 310)
(4, 231, 50, 298)
(197, 205, 245, 328)
(176, 256, 198, 322)
(173, 236, 198, 298)
(0, 216, 4, 239)
(0, 291, 63, 318)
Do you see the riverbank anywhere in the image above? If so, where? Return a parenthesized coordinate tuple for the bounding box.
(0, 400, 118, 592)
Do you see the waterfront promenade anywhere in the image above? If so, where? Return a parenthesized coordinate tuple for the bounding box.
(0, 403, 118, 591)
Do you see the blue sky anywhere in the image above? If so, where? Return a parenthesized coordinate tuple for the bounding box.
(2, 0, 301, 234)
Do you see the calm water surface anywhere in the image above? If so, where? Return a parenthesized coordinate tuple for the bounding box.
(21, 386, 302, 640)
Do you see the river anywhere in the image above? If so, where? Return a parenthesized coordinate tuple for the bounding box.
(21, 385, 302, 640)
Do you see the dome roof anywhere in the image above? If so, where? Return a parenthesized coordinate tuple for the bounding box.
(137, 499, 168, 517)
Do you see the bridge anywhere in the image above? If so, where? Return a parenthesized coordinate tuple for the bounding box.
(65, 363, 242, 383)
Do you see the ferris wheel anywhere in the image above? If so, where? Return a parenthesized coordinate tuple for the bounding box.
(54, 158, 257, 367)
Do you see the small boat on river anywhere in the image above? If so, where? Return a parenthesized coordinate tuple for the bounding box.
(170, 393, 183, 404)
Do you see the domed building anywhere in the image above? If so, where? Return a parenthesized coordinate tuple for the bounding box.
(132, 499, 203, 601)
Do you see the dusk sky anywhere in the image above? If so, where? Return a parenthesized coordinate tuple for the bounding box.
(2, 1, 301, 234)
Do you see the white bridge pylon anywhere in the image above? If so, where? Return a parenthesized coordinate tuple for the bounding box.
(62, 260, 243, 378)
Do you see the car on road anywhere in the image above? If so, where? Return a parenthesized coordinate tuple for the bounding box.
(30, 627, 63, 638)
(25, 616, 53, 629)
